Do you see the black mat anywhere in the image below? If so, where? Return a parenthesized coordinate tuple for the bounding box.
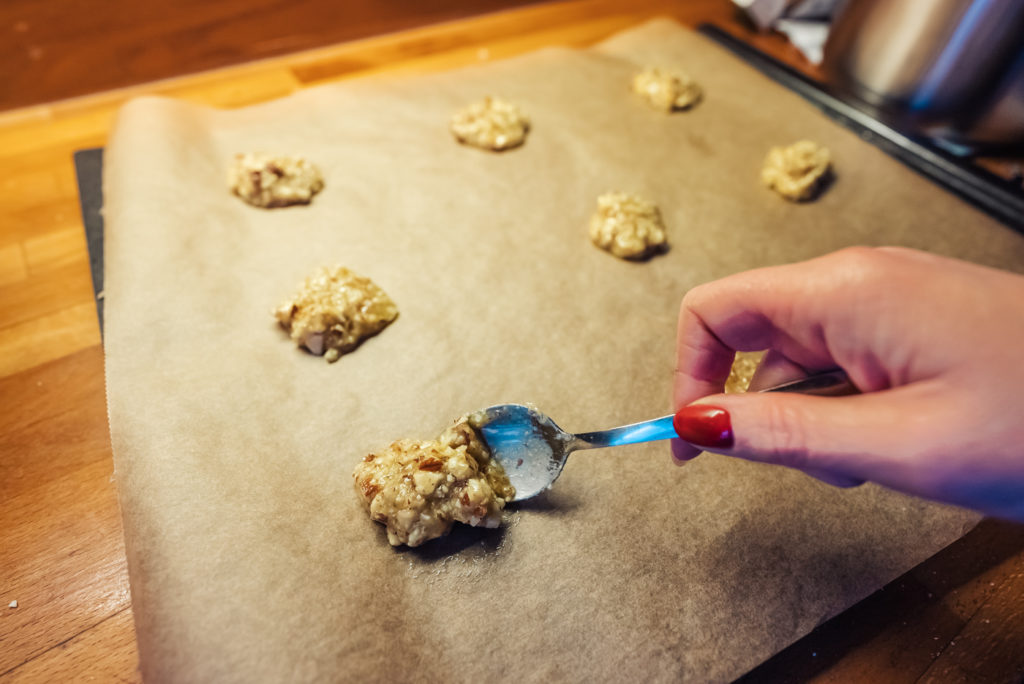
(73, 147, 105, 336)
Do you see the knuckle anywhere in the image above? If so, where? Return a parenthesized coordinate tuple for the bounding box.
(832, 246, 891, 286)
(760, 400, 812, 470)
(833, 245, 878, 264)
(680, 283, 710, 312)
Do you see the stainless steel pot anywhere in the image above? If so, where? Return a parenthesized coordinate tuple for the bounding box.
(823, 0, 1024, 148)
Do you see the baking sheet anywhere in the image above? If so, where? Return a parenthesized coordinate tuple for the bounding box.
(103, 19, 1024, 683)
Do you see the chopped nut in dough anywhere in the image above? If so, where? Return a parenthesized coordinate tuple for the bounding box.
(228, 152, 324, 208)
(274, 266, 398, 362)
(761, 140, 832, 201)
(632, 67, 702, 112)
(450, 96, 530, 151)
(589, 192, 668, 260)
(353, 414, 516, 547)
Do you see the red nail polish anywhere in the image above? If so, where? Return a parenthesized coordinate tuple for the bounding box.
(673, 405, 734, 449)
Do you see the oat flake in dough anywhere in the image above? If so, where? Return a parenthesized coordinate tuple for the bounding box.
(589, 192, 668, 260)
(450, 96, 530, 151)
(228, 152, 324, 208)
(353, 414, 515, 547)
(274, 266, 398, 362)
(761, 140, 832, 201)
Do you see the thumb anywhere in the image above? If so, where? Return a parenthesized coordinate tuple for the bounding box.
(673, 384, 943, 487)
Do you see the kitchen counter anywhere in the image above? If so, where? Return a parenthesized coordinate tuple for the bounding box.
(2, 1, 1023, 681)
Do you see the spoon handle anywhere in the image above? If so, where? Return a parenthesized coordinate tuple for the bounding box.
(573, 416, 679, 449)
(570, 369, 855, 451)
(756, 369, 856, 397)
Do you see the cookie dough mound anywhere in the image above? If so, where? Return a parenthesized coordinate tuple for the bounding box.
(632, 67, 702, 112)
(353, 414, 516, 547)
(274, 266, 398, 362)
(725, 351, 766, 394)
(761, 140, 832, 201)
(450, 96, 530, 151)
(228, 152, 324, 208)
(589, 192, 668, 260)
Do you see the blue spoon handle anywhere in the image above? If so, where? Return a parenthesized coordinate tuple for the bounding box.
(571, 369, 854, 451)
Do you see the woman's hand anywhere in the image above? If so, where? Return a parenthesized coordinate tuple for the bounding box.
(672, 246, 1024, 520)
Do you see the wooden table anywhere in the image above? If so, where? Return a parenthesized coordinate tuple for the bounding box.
(2, 1, 1023, 681)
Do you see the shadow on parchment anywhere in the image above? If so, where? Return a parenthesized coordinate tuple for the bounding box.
(511, 487, 581, 514)
(401, 523, 507, 560)
(396, 487, 581, 560)
(734, 518, 1024, 683)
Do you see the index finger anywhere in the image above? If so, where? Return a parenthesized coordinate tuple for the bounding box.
(673, 257, 845, 410)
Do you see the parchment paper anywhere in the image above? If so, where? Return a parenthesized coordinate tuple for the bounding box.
(103, 20, 1024, 683)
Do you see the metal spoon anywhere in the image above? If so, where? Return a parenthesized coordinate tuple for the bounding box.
(476, 370, 855, 500)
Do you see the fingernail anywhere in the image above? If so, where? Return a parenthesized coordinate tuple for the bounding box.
(673, 405, 734, 449)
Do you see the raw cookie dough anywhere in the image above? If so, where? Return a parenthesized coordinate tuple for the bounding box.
(274, 266, 398, 362)
(726, 351, 766, 394)
(589, 192, 668, 260)
(450, 96, 530, 151)
(632, 67, 702, 112)
(353, 414, 516, 547)
(228, 152, 324, 208)
(761, 140, 832, 201)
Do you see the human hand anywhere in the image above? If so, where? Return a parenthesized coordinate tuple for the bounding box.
(672, 246, 1024, 521)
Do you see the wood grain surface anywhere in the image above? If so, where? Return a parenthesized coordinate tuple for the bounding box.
(1, 1, 1022, 682)
(0, 0, 549, 112)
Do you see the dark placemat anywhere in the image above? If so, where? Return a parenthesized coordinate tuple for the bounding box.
(73, 147, 105, 336)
